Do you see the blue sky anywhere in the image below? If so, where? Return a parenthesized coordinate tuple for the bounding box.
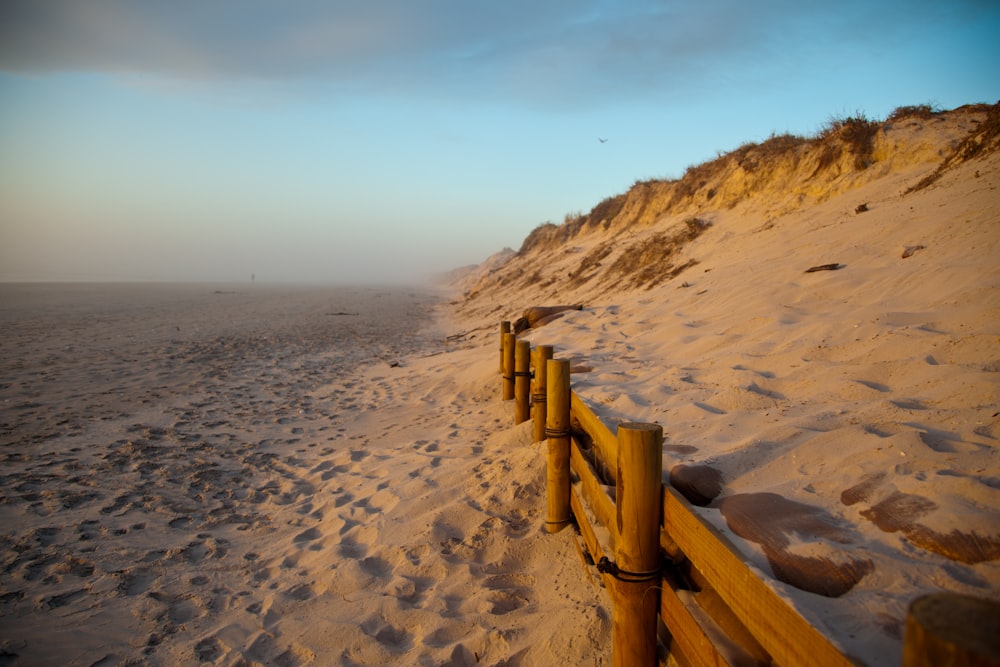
(1, 1, 997, 284)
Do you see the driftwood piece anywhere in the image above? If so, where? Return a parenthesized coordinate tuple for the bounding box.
(804, 263, 843, 273)
(513, 304, 583, 334)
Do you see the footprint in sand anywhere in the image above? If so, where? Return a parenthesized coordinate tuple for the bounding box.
(359, 556, 393, 579)
(293, 526, 322, 544)
(333, 491, 354, 508)
(42, 588, 89, 609)
(338, 538, 367, 560)
(60, 555, 96, 578)
(360, 617, 414, 654)
(355, 488, 400, 515)
(32, 526, 61, 546)
(166, 594, 206, 624)
(481, 572, 534, 615)
(484, 590, 529, 615)
(118, 567, 158, 596)
(389, 574, 434, 608)
(285, 582, 314, 600)
(194, 637, 223, 662)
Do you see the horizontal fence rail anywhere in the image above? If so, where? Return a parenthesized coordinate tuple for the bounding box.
(497, 320, 999, 667)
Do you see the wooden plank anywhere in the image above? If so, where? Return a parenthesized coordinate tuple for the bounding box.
(662, 486, 857, 667)
(570, 487, 615, 592)
(688, 579, 772, 666)
(570, 436, 617, 547)
(571, 486, 605, 564)
(660, 583, 749, 667)
(571, 392, 618, 480)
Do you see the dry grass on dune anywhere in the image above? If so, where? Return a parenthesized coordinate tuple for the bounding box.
(465, 101, 999, 307)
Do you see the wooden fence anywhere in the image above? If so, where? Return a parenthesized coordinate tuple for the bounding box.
(498, 321, 1000, 667)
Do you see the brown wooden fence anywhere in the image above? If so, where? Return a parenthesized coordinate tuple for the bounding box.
(498, 321, 1000, 667)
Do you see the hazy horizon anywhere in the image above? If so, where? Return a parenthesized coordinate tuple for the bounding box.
(2, 2, 997, 284)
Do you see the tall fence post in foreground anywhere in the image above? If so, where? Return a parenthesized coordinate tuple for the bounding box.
(545, 358, 572, 534)
(613, 423, 663, 667)
(502, 332, 516, 401)
(514, 339, 531, 424)
(903, 593, 1000, 667)
(499, 321, 510, 375)
(532, 345, 554, 442)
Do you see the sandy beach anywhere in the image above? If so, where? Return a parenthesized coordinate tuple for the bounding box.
(2, 103, 999, 667)
(0, 285, 609, 665)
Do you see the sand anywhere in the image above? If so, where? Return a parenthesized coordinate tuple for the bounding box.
(0, 285, 609, 666)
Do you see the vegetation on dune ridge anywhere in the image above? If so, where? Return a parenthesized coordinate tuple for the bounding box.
(461, 102, 998, 303)
(906, 102, 1000, 193)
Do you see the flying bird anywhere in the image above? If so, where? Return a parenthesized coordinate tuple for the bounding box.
(598, 138, 608, 143)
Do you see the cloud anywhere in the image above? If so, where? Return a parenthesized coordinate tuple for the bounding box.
(1, 0, 992, 108)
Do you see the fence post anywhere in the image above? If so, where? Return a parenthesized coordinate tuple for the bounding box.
(532, 345, 554, 442)
(903, 593, 1000, 667)
(514, 339, 531, 424)
(545, 358, 571, 534)
(613, 423, 663, 667)
(499, 320, 510, 375)
(502, 332, 515, 401)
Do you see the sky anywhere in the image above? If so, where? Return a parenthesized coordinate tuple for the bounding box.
(1, 1, 998, 284)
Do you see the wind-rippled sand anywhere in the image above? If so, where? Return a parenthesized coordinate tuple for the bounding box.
(0, 284, 609, 666)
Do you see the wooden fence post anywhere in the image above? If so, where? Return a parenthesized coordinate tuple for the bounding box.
(545, 359, 571, 533)
(514, 339, 531, 424)
(532, 345, 554, 442)
(502, 332, 515, 401)
(499, 320, 510, 375)
(613, 423, 663, 667)
(903, 593, 1000, 667)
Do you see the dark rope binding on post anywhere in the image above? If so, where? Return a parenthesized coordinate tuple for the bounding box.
(596, 556, 661, 583)
(545, 426, 571, 439)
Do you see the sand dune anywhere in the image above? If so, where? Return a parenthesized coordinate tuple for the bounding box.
(451, 103, 1000, 664)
